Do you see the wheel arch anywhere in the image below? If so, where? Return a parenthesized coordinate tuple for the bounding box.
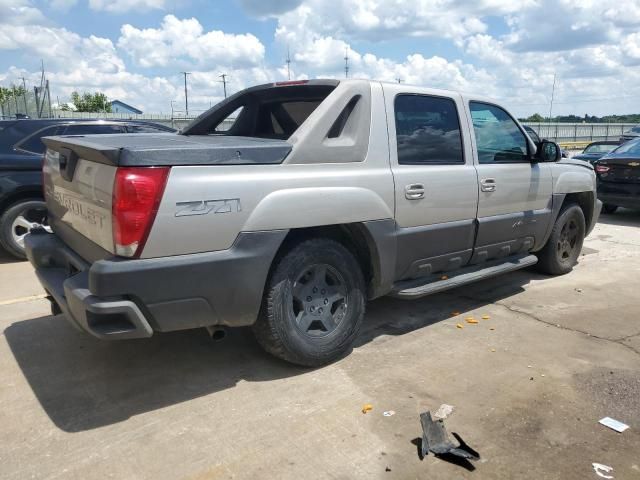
(0, 188, 44, 215)
(267, 221, 396, 300)
(562, 191, 594, 233)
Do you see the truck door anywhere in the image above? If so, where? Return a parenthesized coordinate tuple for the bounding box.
(385, 87, 479, 281)
(466, 100, 553, 262)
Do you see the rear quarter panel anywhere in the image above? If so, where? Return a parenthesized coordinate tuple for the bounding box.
(141, 81, 395, 258)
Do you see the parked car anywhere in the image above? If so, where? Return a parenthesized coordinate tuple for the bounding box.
(523, 125, 568, 158)
(572, 141, 621, 164)
(0, 119, 175, 258)
(620, 125, 640, 143)
(593, 137, 640, 214)
(26, 79, 599, 366)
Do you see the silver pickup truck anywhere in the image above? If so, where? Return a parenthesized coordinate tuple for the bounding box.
(26, 79, 600, 366)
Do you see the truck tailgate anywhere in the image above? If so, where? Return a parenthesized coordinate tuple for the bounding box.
(41, 133, 292, 259)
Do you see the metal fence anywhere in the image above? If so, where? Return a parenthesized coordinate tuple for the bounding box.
(521, 122, 634, 142)
(0, 85, 52, 120)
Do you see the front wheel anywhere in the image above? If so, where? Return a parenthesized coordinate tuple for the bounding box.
(253, 238, 366, 367)
(535, 204, 586, 275)
(0, 199, 50, 260)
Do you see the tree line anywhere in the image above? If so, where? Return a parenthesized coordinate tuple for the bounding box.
(521, 113, 640, 123)
(0, 86, 111, 113)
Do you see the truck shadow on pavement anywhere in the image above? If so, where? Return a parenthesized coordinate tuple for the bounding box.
(5, 270, 540, 433)
(597, 208, 640, 227)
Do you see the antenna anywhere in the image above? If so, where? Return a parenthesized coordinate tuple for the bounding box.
(548, 73, 556, 122)
(180, 71, 191, 116)
(286, 46, 291, 80)
(219, 73, 228, 98)
(344, 47, 349, 78)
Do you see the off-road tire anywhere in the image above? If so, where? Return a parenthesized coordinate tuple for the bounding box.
(0, 199, 47, 260)
(253, 238, 366, 367)
(535, 204, 586, 275)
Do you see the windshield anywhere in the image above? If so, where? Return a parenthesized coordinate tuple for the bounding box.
(613, 137, 640, 155)
(583, 143, 618, 154)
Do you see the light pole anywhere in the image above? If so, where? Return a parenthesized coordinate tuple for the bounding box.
(219, 73, 228, 98)
(180, 72, 191, 116)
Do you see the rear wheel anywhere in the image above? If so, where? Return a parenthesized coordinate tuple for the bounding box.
(253, 238, 366, 366)
(535, 204, 586, 275)
(602, 204, 618, 214)
(0, 199, 50, 259)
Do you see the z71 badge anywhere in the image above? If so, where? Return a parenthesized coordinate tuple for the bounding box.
(175, 198, 241, 217)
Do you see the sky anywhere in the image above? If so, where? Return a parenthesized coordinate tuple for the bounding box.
(1, 0, 640, 117)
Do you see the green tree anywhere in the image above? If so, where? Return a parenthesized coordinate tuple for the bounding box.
(525, 113, 545, 122)
(69, 91, 112, 112)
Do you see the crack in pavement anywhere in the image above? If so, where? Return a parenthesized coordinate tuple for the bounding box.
(456, 292, 640, 357)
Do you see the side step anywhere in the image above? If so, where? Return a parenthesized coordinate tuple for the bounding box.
(390, 254, 538, 300)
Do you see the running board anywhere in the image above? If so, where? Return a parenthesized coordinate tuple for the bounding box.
(390, 254, 538, 300)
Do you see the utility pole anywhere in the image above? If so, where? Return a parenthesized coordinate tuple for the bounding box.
(344, 47, 349, 78)
(548, 73, 556, 122)
(219, 73, 228, 98)
(180, 71, 191, 116)
(20, 77, 28, 114)
(286, 46, 291, 80)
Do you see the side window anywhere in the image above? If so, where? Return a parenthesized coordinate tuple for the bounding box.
(62, 124, 125, 135)
(126, 124, 170, 133)
(15, 125, 61, 154)
(470, 102, 528, 164)
(394, 95, 464, 165)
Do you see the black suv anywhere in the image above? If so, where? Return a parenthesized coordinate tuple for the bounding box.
(0, 119, 175, 258)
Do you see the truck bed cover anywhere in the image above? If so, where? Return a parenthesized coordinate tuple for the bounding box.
(42, 133, 292, 167)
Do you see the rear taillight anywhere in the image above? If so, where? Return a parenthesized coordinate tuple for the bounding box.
(112, 167, 169, 257)
(595, 165, 610, 174)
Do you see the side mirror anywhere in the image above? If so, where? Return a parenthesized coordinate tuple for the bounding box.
(537, 140, 561, 162)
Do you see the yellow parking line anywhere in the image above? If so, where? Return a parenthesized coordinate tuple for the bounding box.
(0, 294, 48, 306)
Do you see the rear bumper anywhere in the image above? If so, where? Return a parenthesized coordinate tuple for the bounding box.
(25, 230, 286, 339)
(597, 181, 640, 210)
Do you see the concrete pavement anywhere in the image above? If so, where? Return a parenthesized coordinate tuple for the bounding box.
(0, 210, 639, 479)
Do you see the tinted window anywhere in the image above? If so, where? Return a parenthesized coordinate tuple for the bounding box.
(394, 95, 464, 164)
(584, 143, 617, 154)
(126, 124, 171, 133)
(613, 137, 640, 155)
(524, 127, 541, 144)
(470, 102, 528, 163)
(62, 124, 124, 135)
(16, 125, 60, 154)
(215, 106, 243, 132)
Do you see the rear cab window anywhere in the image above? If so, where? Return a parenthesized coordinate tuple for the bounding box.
(394, 94, 464, 165)
(183, 81, 338, 139)
(470, 102, 529, 163)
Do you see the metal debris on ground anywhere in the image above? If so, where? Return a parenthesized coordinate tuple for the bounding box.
(383, 410, 396, 417)
(441, 275, 448, 280)
(490, 348, 496, 352)
(466, 318, 479, 324)
(456, 323, 464, 329)
(592, 463, 614, 479)
(434, 404, 455, 420)
(419, 411, 479, 462)
(482, 314, 491, 320)
(599, 417, 629, 433)
(452, 311, 461, 316)
(362, 404, 373, 414)
(575, 288, 583, 293)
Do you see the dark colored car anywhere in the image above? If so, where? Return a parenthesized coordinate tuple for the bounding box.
(0, 119, 175, 258)
(573, 141, 621, 164)
(593, 137, 640, 214)
(620, 125, 640, 143)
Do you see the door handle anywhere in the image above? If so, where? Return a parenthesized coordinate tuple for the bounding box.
(480, 178, 496, 192)
(405, 183, 425, 200)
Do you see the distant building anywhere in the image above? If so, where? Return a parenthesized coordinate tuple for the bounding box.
(110, 100, 142, 115)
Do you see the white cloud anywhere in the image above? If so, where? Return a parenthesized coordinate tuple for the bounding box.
(88, 0, 168, 13)
(0, 0, 47, 25)
(118, 15, 266, 68)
